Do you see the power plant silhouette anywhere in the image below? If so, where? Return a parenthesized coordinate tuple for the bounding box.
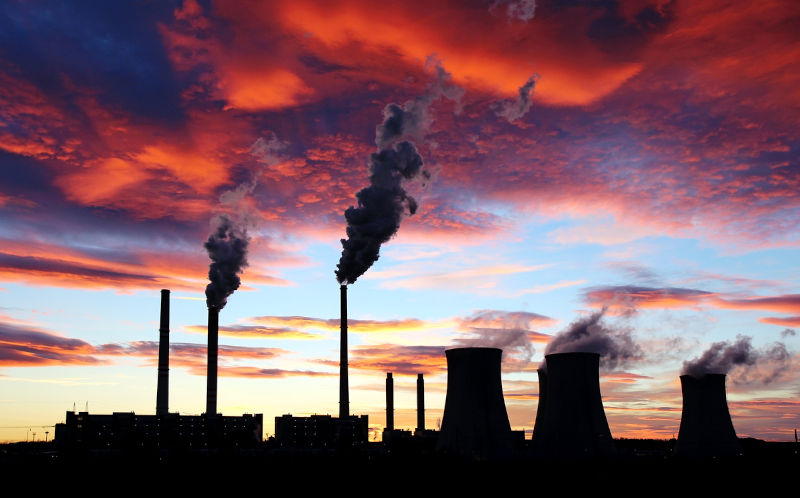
(532, 353, 615, 458)
(51, 288, 767, 463)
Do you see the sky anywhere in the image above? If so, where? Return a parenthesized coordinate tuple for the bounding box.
(1, 0, 799, 443)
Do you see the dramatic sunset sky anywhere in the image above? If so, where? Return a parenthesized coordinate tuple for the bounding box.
(2, 0, 799, 443)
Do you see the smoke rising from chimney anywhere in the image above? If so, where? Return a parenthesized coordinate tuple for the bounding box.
(204, 215, 249, 310)
(204, 132, 286, 308)
(496, 75, 538, 122)
(682, 335, 791, 384)
(335, 58, 463, 284)
(543, 308, 641, 370)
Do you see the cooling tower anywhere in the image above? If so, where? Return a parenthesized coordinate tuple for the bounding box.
(206, 306, 219, 415)
(386, 372, 394, 431)
(532, 352, 615, 458)
(437, 347, 513, 460)
(675, 374, 742, 458)
(156, 289, 170, 416)
(339, 284, 349, 419)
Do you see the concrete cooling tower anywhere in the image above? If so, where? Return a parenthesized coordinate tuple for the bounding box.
(674, 374, 742, 458)
(437, 347, 513, 460)
(532, 352, 615, 458)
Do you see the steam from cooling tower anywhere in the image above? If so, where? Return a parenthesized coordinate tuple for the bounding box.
(543, 308, 641, 370)
(205, 215, 249, 310)
(335, 59, 463, 285)
(682, 335, 791, 384)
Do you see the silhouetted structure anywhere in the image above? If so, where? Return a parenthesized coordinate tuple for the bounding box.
(156, 289, 170, 416)
(339, 284, 349, 419)
(386, 372, 394, 431)
(416, 373, 425, 434)
(55, 411, 262, 451)
(206, 306, 219, 415)
(437, 347, 513, 460)
(275, 414, 368, 448)
(532, 352, 615, 458)
(675, 374, 742, 458)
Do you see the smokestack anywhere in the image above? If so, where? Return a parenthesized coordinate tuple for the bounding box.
(675, 374, 742, 458)
(206, 306, 219, 415)
(532, 352, 615, 458)
(416, 373, 425, 433)
(386, 373, 394, 431)
(437, 348, 513, 459)
(156, 289, 170, 416)
(339, 285, 349, 419)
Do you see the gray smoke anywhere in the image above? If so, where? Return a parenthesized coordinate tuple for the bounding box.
(543, 308, 642, 370)
(204, 132, 286, 308)
(204, 215, 249, 309)
(496, 75, 538, 122)
(682, 335, 791, 384)
(490, 0, 537, 22)
(781, 328, 796, 338)
(336, 59, 462, 284)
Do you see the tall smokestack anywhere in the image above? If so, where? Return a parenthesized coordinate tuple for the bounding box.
(532, 352, 615, 458)
(416, 373, 425, 432)
(675, 374, 742, 458)
(156, 289, 170, 416)
(339, 285, 349, 419)
(206, 306, 219, 415)
(437, 348, 513, 459)
(386, 373, 394, 431)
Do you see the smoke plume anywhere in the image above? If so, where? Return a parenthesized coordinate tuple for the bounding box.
(682, 335, 791, 384)
(204, 215, 249, 309)
(335, 59, 462, 284)
(204, 132, 286, 308)
(496, 75, 538, 122)
(543, 308, 642, 370)
(490, 0, 537, 22)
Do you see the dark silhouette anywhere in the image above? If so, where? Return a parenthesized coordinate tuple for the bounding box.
(339, 284, 349, 418)
(533, 352, 615, 458)
(675, 374, 742, 458)
(437, 347, 513, 460)
(416, 373, 425, 434)
(206, 305, 219, 415)
(156, 289, 170, 416)
(385, 372, 394, 431)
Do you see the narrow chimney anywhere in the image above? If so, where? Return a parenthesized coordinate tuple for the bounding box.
(206, 306, 219, 415)
(416, 373, 425, 433)
(386, 372, 394, 431)
(156, 289, 170, 415)
(339, 284, 349, 419)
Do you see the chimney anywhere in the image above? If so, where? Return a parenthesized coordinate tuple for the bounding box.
(532, 352, 615, 458)
(416, 373, 425, 433)
(675, 374, 742, 458)
(437, 347, 513, 460)
(339, 284, 349, 419)
(156, 289, 170, 416)
(386, 373, 394, 431)
(206, 306, 219, 415)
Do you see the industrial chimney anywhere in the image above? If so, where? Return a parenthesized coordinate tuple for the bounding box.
(674, 374, 742, 458)
(206, 305, 219, 415)
(532, 352, 615, 458)
(437, 347, 513, 460)
(386, 372, 394, 431)
(416, 373, 425, 433)
(339, 284, 349, 419)
(156, 289, 170, 416)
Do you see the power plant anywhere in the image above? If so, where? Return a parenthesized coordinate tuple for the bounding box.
(49, 289, 786, 468)
(437, 347, 514, 460)
(674, 374, 743, 458)
(532, 352, 615, 458)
